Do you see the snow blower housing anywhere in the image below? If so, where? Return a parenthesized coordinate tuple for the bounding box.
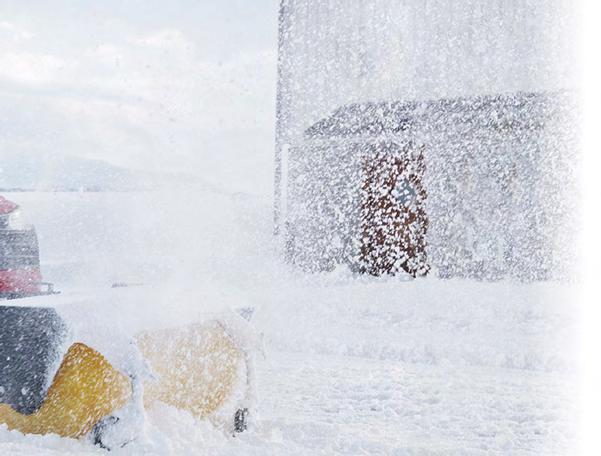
(0, 296, 255, 446)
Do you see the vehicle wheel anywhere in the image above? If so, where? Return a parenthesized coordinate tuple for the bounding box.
(233, 408, 248, 433)
(92, 415, 136, 451)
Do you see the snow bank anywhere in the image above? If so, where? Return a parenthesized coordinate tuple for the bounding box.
(255, 275, 580, 374)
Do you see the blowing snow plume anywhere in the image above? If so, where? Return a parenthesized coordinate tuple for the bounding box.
(275, 0, 580, 281)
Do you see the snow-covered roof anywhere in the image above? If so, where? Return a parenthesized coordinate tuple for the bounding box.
(305, 91, 575, 139)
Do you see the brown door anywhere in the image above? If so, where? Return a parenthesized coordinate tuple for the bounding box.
(359, 141, 429, 277)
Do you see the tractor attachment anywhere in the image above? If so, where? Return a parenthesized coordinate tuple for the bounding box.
(0, 295, 255, 448)
(0, 196, 255, 447)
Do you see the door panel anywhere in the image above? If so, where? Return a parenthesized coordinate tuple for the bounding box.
(359, 141, 428, 277)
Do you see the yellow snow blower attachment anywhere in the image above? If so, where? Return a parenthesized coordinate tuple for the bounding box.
(0, 340, 131, 438)
(0, 300, 253, 447)
(137, 320, 246, 422)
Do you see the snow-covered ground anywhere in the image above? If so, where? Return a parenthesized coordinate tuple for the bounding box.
(0, 189, 581, 454)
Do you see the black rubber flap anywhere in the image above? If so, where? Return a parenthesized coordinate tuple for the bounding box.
(0, 306, 68, 414)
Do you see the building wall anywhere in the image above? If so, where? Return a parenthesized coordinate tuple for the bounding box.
(419, 93, 579, 281)
(276, 1, 580, 280)
(276, 0, 577, 149)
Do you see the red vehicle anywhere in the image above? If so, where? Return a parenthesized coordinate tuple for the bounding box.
(0, 196, 54, 299)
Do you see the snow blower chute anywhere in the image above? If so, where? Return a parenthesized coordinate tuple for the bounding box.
(0, 196, 254, 448)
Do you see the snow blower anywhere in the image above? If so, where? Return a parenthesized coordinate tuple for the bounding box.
(0, 196, 255, 449)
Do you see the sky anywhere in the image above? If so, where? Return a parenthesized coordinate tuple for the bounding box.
(0, 0, 279, 194)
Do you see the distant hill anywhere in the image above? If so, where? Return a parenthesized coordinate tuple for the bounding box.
(0, 153, 201, 192)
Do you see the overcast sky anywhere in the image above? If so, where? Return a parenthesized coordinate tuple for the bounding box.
(0, 0, 279, 193)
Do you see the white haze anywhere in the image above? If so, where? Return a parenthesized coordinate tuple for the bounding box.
(0, 1, 586, 455)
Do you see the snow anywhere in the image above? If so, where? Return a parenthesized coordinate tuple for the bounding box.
(0, 189, 581, 454)
(0, 0, 583, 453)
(275, 1, 580, 281)
(276, 0, 577, 142)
